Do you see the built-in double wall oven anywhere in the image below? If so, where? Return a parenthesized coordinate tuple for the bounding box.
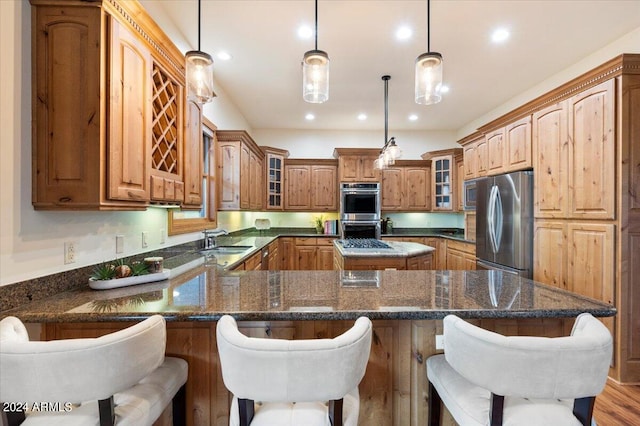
(340, 182, 381, 239)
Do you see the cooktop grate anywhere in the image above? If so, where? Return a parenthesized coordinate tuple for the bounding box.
(338, 238, 391, 249)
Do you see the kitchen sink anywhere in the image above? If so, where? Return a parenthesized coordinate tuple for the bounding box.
(203, 245, 253, 254)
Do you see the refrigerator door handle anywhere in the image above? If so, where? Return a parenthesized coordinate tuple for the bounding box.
(488, 185, 500, 254)
(494, 188, 503, 252)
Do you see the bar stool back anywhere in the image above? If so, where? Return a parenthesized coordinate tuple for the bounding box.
(0, 315, 188, 426)
(216, 315, 372, 426)
(426, 313, 612, 426)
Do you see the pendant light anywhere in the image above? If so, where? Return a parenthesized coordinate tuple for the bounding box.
(186, 0, 215, 104)
(374, 75, 402, 170)
(415, 0, 443, 105)
(302, 0, 329, 103)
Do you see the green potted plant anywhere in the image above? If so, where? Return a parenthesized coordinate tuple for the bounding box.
(313, 215, 325, 234)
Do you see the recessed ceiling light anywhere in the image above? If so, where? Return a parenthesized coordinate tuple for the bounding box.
(396, 26, 412, 41)
(305, 113, 315, 121)
(358, 113, 367, 121)
(298, 25, 313, 39)
(491, 28, 510, 43)
(217, 51, 232, 61)
(409, 114, 418, 121)
(440, 84, 450, 93)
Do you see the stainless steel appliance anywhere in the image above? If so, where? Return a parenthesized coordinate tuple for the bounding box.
(476, 170, 533, 277)
(340, 182, 381, 239)
(463, 178, 478, 211)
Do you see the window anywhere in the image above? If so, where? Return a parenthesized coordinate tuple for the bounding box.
(168, 118, 218, 235)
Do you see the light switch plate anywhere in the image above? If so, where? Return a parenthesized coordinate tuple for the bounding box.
(142, 231, 148, 248)
(116, 235, 124, 253)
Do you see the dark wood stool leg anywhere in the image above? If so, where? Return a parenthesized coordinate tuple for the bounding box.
(98, 396, 115, 426)
(172, 384, 187, 426)
(489, 393, 504, 426)
(329, 398, 344, 426)
(428, 381, 442, 426)
(4, 409, 26, 426)
(238, 398, 255, 426)
(573, 396, 595, 426)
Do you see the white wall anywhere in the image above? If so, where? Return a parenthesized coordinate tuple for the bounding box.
(252, 129, 458, 159)
(457, 26, 640, 140)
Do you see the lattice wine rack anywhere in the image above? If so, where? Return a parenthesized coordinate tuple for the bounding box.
(151, 65, 180, 176)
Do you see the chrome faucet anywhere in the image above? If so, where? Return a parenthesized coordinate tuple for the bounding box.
(202, 229, 229, 249)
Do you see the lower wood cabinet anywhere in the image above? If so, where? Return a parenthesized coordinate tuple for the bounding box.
(445, 240, 476, 270)
(334, 249, 433, 270)
(42, 317, 568, 426)
(287, 237, 334, 271)
(533, 219, 614, 336)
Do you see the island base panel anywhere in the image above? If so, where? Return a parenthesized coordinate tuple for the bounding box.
(43, 318, 570, 426)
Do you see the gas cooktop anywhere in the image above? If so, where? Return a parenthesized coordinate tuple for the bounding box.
(338, 239, 392, 249)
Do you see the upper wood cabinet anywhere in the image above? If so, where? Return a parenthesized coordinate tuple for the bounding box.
(485, 128, 506, 176)
(262, 147, 290, 210)
(380, 161, 431, 211)
(533, 79, 615, 220)
(505, 116, 532, 172)
(182, 100, 203, 208)
(460, 133, 486, 180)
(485, 116, 532, 176)
(30, 0, 188, 210)
(422, 148, 462, 211)
(217, 131, 264, 211)
(333, 148, 380, 182)
(284, 160, 337, 211)
(149, 62, 185, 203)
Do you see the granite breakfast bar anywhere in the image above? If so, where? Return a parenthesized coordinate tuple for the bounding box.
(1, 266, 615, 426)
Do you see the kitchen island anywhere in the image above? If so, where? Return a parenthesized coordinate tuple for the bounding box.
(1, 267, 615, 426)
(333, 238, 435, 270)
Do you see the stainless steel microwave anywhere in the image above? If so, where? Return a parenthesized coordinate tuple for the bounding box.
(463, 179, 478, 210)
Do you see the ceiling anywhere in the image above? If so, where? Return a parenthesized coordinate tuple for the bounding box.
(143, 0, 640, 133)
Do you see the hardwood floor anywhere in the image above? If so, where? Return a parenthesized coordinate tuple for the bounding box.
(594, 379, 640, 425)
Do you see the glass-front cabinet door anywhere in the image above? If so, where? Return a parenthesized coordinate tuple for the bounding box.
(263, 147, 290, 210)
(432, 155, 453, 211)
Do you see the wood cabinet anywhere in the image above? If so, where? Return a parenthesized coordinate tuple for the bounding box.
(505, 116, 532, 172)
(284, 160, 337, 211)
(149, 60, 184, 203)
(445, 240, 476, 270)
(422, 149, 462, 211)
(460, 133, 485, 180)
(464, 212, 476, 242)
(381, 161, 431, 211)
(286, 237, 336, 270)
(424, 237, 447, 270)
(533, 80, 615, 220)
(333, 148, 380, 182)
(455, 152, 465, 211)
(262, 147, 289, 210)
(30, 0, 188, 210)
(534, 220, 614, 334)
(485, 128, 506, 176)
(182, 100, 203, 208)
(216, 131, 264, 211)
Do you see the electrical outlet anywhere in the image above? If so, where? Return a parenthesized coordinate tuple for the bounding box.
(159, 228, 166, 244)
(64, 242, 76, 264)
(435, 334, 444, 350)
(116, 235, 124, 254)
(142, 231, 148, 248)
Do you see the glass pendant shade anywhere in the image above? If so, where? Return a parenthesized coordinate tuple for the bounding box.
(415, 52, 443, 105)
(303, 50, 330, 103)
(186, 50, 215, 104)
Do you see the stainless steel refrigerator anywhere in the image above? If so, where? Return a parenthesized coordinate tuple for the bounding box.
(476, 170, 534, 277)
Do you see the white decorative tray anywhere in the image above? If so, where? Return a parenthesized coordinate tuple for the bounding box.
(89, 270, 170, 290)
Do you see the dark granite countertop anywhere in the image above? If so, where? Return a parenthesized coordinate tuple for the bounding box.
(0, 269, 615, 323)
